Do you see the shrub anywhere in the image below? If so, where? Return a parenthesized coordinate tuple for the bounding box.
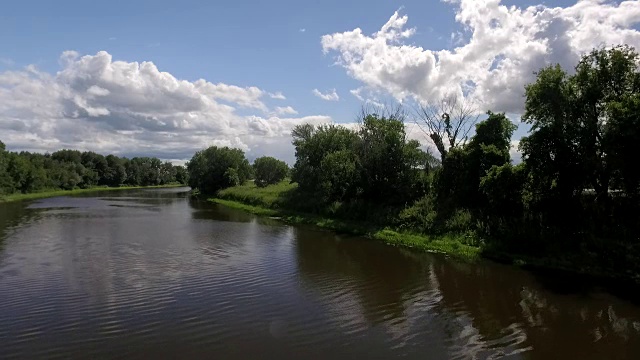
(253, 156, 288, 188)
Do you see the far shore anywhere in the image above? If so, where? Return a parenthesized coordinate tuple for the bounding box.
(0, 184, 186, 203)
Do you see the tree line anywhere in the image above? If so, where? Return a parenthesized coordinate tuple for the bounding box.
(187, 45, 640, 275)
(0, 144, 188, 195)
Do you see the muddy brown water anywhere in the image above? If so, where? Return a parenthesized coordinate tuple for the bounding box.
(1, 187, 639, 359)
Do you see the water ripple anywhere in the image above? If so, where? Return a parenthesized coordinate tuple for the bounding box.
(1, 190, 640, 359)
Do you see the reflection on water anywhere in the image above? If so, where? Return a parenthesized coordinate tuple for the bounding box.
(0, 187, 639, 359)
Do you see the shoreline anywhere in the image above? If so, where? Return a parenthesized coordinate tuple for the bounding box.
(209, 197, 481, 261)
(0, 184, 186, 203)
(209, 194, 638, 285)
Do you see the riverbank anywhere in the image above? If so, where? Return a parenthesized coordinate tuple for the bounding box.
(210, 181, 640, 284)
(0, 184, 185, 203)
(210, 181, 481, 261)
(211, 198, 480, 260)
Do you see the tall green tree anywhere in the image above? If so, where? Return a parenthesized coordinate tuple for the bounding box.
(174, 165, 189, 185)
(521, 45, 640, 209)
(290, 111, 433, 206)
(358, 113, 429, 204)
(186, 146, 252, 194)
(103, 155, 127, 187)
(291, 124, 360, 197)
(607, 94, 640, 199)
(435, 112, 516, 211)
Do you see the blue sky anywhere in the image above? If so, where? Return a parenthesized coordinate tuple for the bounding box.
(1, 0, 638, 162)
(1, 0, 459, 122)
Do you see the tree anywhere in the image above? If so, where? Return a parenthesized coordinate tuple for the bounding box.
(415, 93, 479, 161)
(174, 165, 189, 185)
(49, 161, 82, 190)
(104, 155, 127, 187)
(52, 149, 83, 164)
(466, 111, 517, 178)
(81, 152, 109, 185)
(253, 156, 288, 187)
(0, 143, 182, 195)
(607, 94, 640, 199)
(0, 141, 14, 194)
(435, 112, 516, 210)
(159, 161, 176, 185)
(318, 150, 361, 202)
(521, 45, 640, 209)
(291, 124, 360, 196)
(291, 107, 432, 206)
(357, 111, 427, 204)
(480, 163, 526, 218)
(186, 146, 252, 194)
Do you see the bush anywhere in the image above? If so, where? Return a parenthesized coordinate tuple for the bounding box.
(397, 196, 438, 233)
(445, 209, 474, 233)
(253, 156, 288, 188)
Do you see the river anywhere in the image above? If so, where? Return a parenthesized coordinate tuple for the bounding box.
(0, 187, 639, 359)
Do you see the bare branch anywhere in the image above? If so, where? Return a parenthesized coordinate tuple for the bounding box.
(358, 101, 407, 124)
(413, 93, 480, 161)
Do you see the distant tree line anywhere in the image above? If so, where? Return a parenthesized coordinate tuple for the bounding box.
(0, 145, 188, 195)
(187, 45, 640, 275)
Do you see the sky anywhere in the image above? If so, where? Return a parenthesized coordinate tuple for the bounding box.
(1, 0, 639, 164)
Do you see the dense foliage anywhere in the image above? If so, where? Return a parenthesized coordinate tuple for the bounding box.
(253, 156, 289, 187)
(291, 113, 438, 208)
(188, 45, 640, 280)
(186, 146, 252, 194)
(491, 46, 640, 263)
(0, 142, 187, 196)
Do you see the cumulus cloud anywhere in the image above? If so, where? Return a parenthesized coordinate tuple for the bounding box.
(0, 51, 330, 163)
(321, 0, 640, 114)
(350, 88, 365, 101)
(312, 88, 340, 101)
(274, 106, 298, 115)
(269, 91, 286, 100)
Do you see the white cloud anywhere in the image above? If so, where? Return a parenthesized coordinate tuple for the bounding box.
(0, 51, 330, 163)
(269, 91, 286, 100)
(312, 88, 340, 101)
(274, 106, 298, 115)
(350, 88, 365, 101)
(510, 140, 522, 164)
(300, 28, 306, 33)
(321, 1, 640, 114)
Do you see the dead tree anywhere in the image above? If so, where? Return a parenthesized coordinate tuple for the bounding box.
(414, 94, 479, 161)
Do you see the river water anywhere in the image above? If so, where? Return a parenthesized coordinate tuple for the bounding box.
(0, 187, 639, 359)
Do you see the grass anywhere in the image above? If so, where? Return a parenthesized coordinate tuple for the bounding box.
(0, 184, 185, 203)
(373, 229, 481, 259)
(217, 180, 297, 208)
(211, 180, 481, 261)
(212, 198, 280, 217)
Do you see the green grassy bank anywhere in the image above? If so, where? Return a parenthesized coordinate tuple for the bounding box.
(0, 184, 185, 203)
(211, 181, 640, 284)
(210, 181, 481, 261)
